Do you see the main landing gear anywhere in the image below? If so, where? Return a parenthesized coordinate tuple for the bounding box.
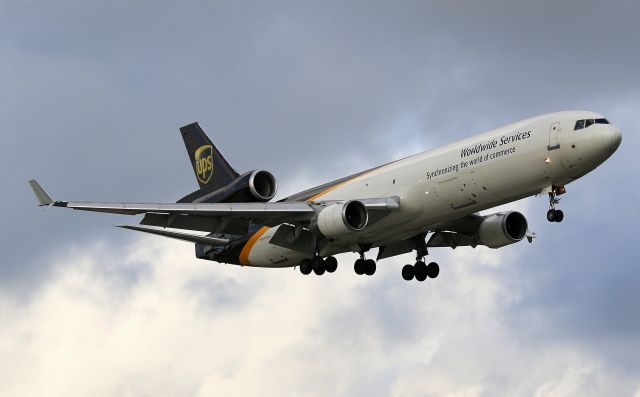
(299, 255, 338, 276)
(299, 254, 376, 276)
(401, 236, 439, 282)
(354, 253, 376, 276)
(546, 186, 565, 223)
(401, 260, 439, 282)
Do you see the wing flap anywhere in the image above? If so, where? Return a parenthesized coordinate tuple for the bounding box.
(140, 213, 250, 235)
(117, 224, 230, 246)
(140, 213, 220, 232)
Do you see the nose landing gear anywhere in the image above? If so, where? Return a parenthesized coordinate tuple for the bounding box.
(547, 185, 565, 223)
(547, 208, 564, 222)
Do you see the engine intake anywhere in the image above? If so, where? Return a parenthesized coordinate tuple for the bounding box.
(249, 170, 277, 201)
(477, 211, 528, 248)
(317, 200, 368, 238)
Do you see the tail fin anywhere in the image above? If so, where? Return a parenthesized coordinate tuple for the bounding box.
(180, 122, 239, 190)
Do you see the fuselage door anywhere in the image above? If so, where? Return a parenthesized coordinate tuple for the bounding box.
(548, 122, 560, 150)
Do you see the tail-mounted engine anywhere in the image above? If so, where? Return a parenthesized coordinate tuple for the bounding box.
(178, 170, 277, 203)
(246, 170, 278, 201)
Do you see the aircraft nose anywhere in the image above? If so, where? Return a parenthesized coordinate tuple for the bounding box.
(608, 125, 622, 153)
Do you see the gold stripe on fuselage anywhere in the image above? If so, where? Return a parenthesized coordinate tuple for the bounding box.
(239, 226, 270, 265)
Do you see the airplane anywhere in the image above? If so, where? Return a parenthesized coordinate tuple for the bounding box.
(29, 111, 621, 282)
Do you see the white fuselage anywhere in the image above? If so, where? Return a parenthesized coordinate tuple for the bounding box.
(245, 111, 621, 267)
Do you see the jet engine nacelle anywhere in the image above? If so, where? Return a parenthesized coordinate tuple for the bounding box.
(245, 170, 278, 201)
(214, 169, 277, 202)
(317, 200, 368, 238)
(179, 170, 277, 203)
(477, 211, 528, 248)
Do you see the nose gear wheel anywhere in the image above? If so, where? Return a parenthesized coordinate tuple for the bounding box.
(547, 186, 565, 223)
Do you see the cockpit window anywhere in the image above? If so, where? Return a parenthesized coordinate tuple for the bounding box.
(575, 118, 610, 130)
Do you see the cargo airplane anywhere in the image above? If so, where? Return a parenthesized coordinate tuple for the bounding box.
(30, 111, 621, 281)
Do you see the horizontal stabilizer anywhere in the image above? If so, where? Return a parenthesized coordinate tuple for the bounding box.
(117, 224, 229, 246)
(28, 179, 53, 206)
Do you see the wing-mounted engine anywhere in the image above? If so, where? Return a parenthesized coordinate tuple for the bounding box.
(476, 211, 528, 248)
(316, 200, 368, 238)
(268, 197, 400, 254)
(178, 170, 277, 203)
(427, 211, 529, 249)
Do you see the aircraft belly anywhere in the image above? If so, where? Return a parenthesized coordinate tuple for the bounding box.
(246, 226, 306, 267)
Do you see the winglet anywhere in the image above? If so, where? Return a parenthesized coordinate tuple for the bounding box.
(28, 179, 54, 206)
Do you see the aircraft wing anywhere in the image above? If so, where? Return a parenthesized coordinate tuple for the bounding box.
(57, 200, 313, 218)
(29, 180, 399, 232)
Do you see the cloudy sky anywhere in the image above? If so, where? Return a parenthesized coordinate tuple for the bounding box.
(2, 1, 639, 395)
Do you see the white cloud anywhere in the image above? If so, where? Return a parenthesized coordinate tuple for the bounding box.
(0, 232, 637, 397)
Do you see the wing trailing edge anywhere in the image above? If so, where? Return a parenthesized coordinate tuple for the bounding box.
(117, 224, 229, 246)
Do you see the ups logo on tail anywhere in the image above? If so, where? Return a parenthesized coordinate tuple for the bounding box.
(194, 145, 214, 184)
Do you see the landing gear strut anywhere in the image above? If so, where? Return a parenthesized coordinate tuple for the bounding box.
(547, 185, 565, 223)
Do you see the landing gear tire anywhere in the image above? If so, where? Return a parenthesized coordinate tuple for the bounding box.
(364, 259, 376, 276)
(354, 258, 365, 275)
(427, 262, 440, 279)
(547, 209, 564, 222)
(553, 209, 564, 222)
(414, 261, 427, 282)
(402, 264, 415, 281)
(324, 256, 338, 273)
(312, 256, 325, 275)
(300, 258, 312, 275)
